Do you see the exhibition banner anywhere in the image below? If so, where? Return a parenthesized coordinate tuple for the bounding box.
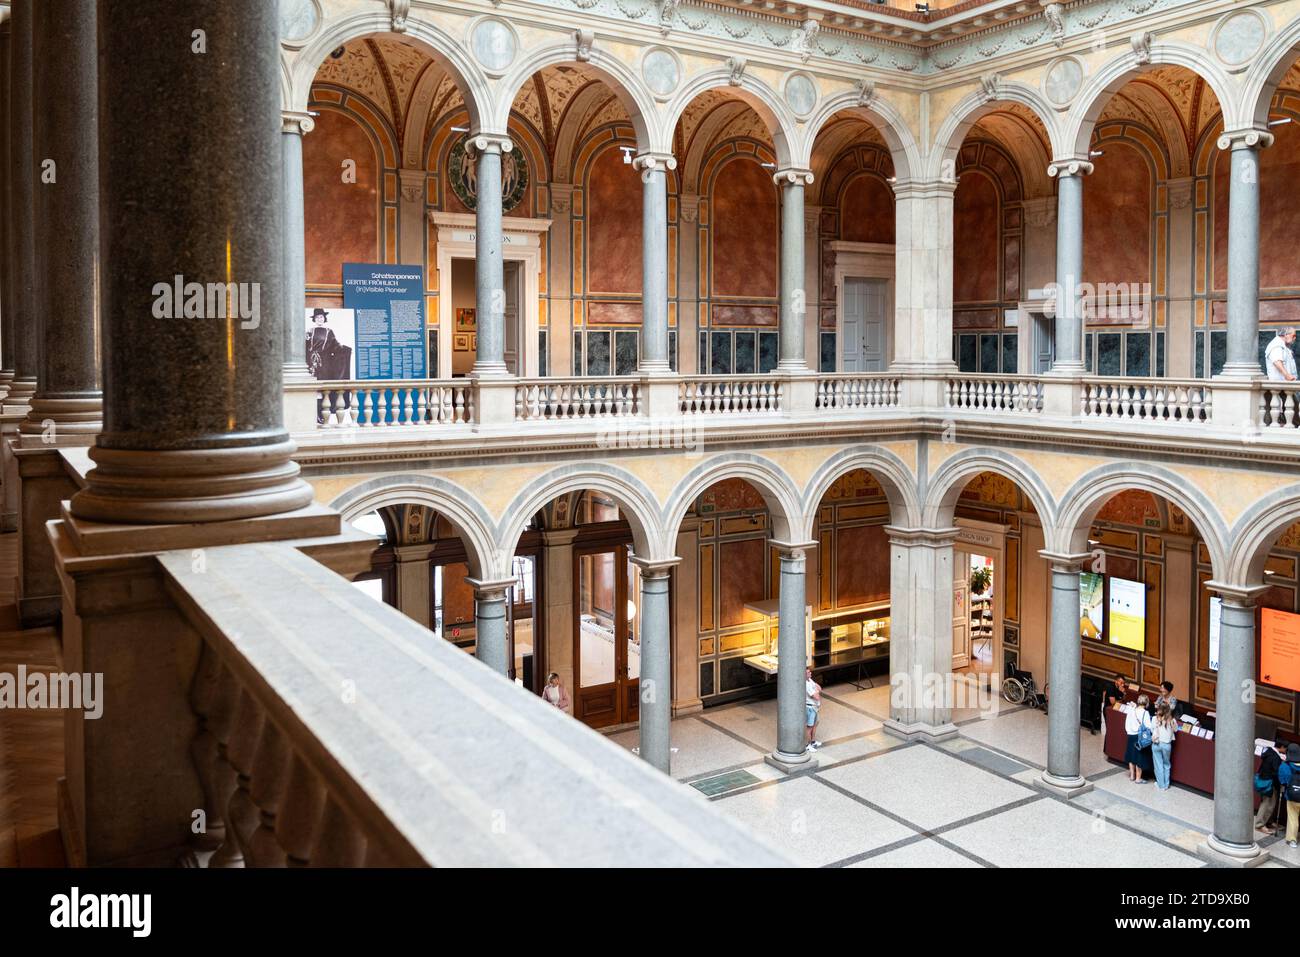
(1261, 607, 1300, 693)
(342, 263, 427, 380)
(1108, 577, 1146, 652)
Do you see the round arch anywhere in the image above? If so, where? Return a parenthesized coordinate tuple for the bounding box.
(799, 446, 922, 536)
(288, 12, 491, 131)
(492, 43, 657, 150)
(803, 92, 923, 183)
(1242, 13, 1300, 130)
(663, 70, 800, 169)
(925, 82, 1063, 183)
(1062, 42, 1239, 159)
(662, 453, 806, 549)
(329, 474, 500, 580)
(922, 448, 1058, 531)
(497, 465, 667, 574)
(1053, 463, 1231, 576)
(1226, 484, 1300, 586)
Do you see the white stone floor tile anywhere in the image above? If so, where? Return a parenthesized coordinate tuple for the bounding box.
(819, 743, 1036, 831)
(1091, 772, 1215, 832)
(713, 775, 914, 867)
(702, 695, 879, 753)
(608, 716, 764, 780)
(953, 706, 1114, 778)
(941, 797, 1203, 868)
(848, 838, 985, 868)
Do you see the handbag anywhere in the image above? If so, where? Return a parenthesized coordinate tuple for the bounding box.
(1254, 773, 1274, 795)
(1137, 726, 1153, 749)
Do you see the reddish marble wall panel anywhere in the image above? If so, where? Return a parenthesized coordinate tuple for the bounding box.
(443, 561, 474, 626)
(953, 170, 1000, 303)
(720, 537, 767, 627)
(834, 523, 890, 607)
(712, 158, 778, 298)
(305, 110, 380, 285)
(839, 175, 896, 244)
(1084, 141, 1150, 291)
(711, 304, 778, 326)
(586, 301, 642, 324)
(1214, 121, 1300, 292)
(587, 147, 643, 295)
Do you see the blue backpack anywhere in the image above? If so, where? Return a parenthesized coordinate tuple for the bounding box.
(1282, 762, 1300, 803)
(1137, 723, 1153, 749)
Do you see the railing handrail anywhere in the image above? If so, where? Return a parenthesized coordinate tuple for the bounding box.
(161, 542, 788, 867)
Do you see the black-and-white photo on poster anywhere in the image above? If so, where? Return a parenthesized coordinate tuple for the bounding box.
(305, 306, 356, 380)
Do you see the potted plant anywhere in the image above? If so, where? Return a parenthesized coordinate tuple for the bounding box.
(969, 566, 992, 597)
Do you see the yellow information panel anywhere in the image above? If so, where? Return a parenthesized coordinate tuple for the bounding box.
(1261, 608, 1300, 693)
(1108, 577, 1146, 652)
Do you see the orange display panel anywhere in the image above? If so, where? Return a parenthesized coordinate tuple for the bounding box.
(1260, 607, 1300, 693)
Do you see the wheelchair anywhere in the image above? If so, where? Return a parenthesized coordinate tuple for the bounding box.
(1001, 666, 1047, 711)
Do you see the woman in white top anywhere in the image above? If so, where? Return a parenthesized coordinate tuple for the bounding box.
(542, 672, 570, 713)
(1149, 701, 1177, 790)
(1124, 694, 1155, 783)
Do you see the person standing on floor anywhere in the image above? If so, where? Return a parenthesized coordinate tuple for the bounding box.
(1281, 742, 1300, 848)
(1256, 741, 1287, 836)
(1150, 701, 1177, 791)
(1124, 694, 1154, 783)
(805, 666, 823, 752)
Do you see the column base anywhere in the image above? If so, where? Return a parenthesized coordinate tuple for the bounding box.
(1035, 770, 1093, 799)
(1046, 360, 1087, 375)
(883, 718, 959, 742)
(70, 439, 315, 524)
(765, 749, 818, 774)
(3, 377, 36, 415)
(1215, 362, 1266, 381)
(470, 361, 510, 378)
(18, 396, 103, 442)
(1197, 835, 1269, 868)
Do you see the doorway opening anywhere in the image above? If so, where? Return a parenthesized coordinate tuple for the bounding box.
(574, 543, 642, 728)
(448, 258, 522, 376)
(841, 277, 889, 372)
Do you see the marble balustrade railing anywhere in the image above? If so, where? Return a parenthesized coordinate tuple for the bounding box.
(284, 373, 1296, 442)
(159, 542, 786, 868)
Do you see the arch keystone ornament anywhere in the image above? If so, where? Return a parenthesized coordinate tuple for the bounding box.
(1130, 30, 1153, 65)
(575, 28, 595, 63)
(388, 0, 410, 33)
(854, 78, 876, 110)
(725, 56, 747, 87)
(978, 72, 1001, 104)
(1040, 1, 1065, 48)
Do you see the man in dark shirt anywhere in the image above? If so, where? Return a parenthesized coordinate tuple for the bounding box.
(1101, 675, 1128, 741)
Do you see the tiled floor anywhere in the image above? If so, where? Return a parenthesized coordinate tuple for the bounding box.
(609, 683, 1296, 868)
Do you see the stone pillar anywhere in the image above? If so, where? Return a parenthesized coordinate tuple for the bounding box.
(884, 526, 959, 741)
(672, 518, 702, 715)
(775, 170, 813, 371)
(394, 546, 432, 629)
(1217, 129, 1273, 379)
(5, 0, 37, 409)
(1038, 552, 1092, 797)
(677, 194, 701, 375)
(891, 181, 957, 388)
(766, 541, 817, 772)
(542, 529, 579, 700)
(1047, 159, 1093, 374)
(546, 184, 575, 377)
(21, 0, 102, 442)
(281, 111, 314, 381)
(634, 559, 678, 773)
(635, 153, 674, 374)
(0, 22, 13, 396)
(470, 133, 511, 378)
(803, 204, 822, 371)
(469, 576, 514, 675)
(1201, 583, 1267, 865)
(69, 0, 312, 524)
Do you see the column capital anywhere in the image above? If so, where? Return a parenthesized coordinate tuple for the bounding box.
(1047, 157, 1094, 178)
(678, 192, 700, 223)
(768, 539, 818, 560)
(630, 555, 680, 578)
(281, 110, 315, 136)
(1037, 550, 1093, 573)
(885, 526, 958, 547)
(549, 182, 576, 214)
(1163, 176, 1195, 210)
(541, 527, 580, 547)
(397, 168, 426, 204)
(1203, 580, 1271, 605)
(1217, 127, 1274, 152)
(632, 150, 676, 174)
(772, 167, 814, 187)
(465, 131, 513, 156)
(465, 576, 518, 600)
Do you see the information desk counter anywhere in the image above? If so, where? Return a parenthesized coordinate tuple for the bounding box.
(1102, 708, 1261, 798)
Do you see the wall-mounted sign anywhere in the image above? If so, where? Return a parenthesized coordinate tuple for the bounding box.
(1261, 607, 1300, 693)
(1108, 576, 1146, 652)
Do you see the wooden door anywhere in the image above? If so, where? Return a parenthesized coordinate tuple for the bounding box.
(573, 544, 640, 728)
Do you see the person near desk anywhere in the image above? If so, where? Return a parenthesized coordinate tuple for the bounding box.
(1282, 743, 1300, 847)
(1155, 680, 1178, 716)
(1256, 741, 1287, 836)
(542, 672, 570, 713)
(1124, 694, 1154, 783)
(805, 667, 823, 752)
(1150, 701, 1177, 790)
(1101, 675, 1128, 742)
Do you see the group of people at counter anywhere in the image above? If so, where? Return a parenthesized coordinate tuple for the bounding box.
(1100, 675, 1300, 846)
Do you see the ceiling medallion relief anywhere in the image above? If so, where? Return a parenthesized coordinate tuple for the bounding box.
(641, 46, 682, 101)
(468, 16, 519, 77)
(1043, 55, 1085, 110)
(1211, 8, 1269, 74)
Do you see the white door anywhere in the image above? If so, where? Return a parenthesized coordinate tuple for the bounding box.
(842, 278, 888, 372)
(1033, 312, 1054, 373)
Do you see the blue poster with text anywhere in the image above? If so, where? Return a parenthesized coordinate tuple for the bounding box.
(342, 263, 427, 380)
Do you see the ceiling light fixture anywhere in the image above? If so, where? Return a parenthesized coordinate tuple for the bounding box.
(1269, 117, 1293, 127)
(451, 125, 469, 133)
(1090, 149, 1105, 157)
